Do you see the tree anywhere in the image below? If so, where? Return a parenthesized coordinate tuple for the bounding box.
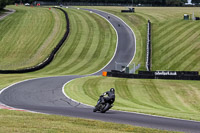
(0, 0, 9, 10)
(165, 0, 186, 6)
(192, 0, 200, 4)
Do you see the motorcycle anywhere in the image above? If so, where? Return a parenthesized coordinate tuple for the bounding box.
(93, 95, 114, 113)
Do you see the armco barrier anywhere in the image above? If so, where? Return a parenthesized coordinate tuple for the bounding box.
(121, 8, 135, 13)
(106, 70, 200, 80)
(146, 20, 151, 71)
(0, 8, 69, 74)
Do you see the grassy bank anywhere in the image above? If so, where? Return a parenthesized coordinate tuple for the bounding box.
(0, 5, 66, 70)
(65, 76, 200, 121)
(33, 8, 116, 75)
(0, 110, 180, 133)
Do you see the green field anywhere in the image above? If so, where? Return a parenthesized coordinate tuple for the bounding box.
(0, 6, 66, 70)
(0, 6, 116, 75)
(0, 110, 179, 133)
(65, 76, 200, 121)
(1, 5, 200, 133)
(33, 8, 116, 75)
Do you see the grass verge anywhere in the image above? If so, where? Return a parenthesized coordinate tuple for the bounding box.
(0, 109, 180, 133)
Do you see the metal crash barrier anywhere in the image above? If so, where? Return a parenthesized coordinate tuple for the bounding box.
(103, 70, 200, 81)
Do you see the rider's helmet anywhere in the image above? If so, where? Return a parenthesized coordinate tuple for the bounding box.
(110, 88, 115, 93)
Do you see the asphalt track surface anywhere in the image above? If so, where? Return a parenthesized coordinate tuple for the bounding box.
(1, 8, 200, 133)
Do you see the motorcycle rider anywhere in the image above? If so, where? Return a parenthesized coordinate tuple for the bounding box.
(100, 88, 115, 104)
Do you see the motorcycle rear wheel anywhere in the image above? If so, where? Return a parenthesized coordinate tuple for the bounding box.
(101, 103, 110, 113)
(93, 107, 97, 112)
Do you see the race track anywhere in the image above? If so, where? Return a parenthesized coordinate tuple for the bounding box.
(0, 8, 200, 133)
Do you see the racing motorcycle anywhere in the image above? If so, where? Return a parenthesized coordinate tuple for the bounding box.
(93, 94, 114, 113)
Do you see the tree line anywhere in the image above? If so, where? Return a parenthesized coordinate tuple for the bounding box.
(0, 0, 8, 10)
(10, 0, 189, 5)
(1, 0, 200, 11)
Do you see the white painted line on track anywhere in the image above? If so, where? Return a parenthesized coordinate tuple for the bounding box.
(0, 75, 74, 113)
(62, 76, 93, 108)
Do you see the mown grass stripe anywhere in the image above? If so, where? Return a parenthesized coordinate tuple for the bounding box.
(40, 8, 116, 75)
(183, 54, 200, 71)
(178, 47, 200, 71)
(152, 23, 200, 70)
(82, 77, 102, 102)
(42, 9, 83, 74)
(154, 21, 193, 51)
(154, 21, 177, 35)
(0, 6, 56, 70)
(153, 20, 184, 44)
(136, 12, 159, 23)
(65, 11, 96, 74)
(82, 22, 116, 75)
(39, 9, 87, 74)
(55, 11, 93, 74)
(114, 79, 159, 110)
(173, 83, 200, 112)
(157, 28, 200, 70)
(37, 9, 83, 74)
(168, 41, 200, 70)
(160, 23, 199, 57)
(69, 12, 107, 74)
(24, 8, 63, 68)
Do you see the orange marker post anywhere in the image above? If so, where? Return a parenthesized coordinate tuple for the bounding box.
(102, 71, 107, 76)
